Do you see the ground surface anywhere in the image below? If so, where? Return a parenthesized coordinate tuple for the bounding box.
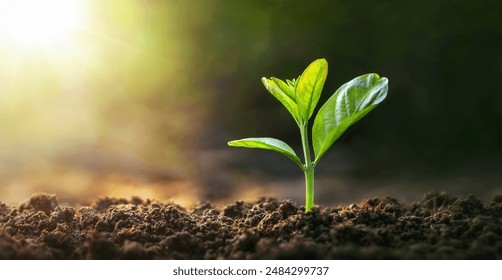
(0, 193, 501, 259)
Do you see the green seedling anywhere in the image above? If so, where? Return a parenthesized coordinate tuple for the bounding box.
(228, 59, 388, 212)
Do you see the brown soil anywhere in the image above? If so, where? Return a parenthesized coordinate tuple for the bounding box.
(0, 192, 501, 259)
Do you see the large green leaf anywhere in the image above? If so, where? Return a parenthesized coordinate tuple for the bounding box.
(228, 137, 302, 167)
(296, 58, 328, 122)
(262, 77, 301, 125)
(312, 73, 388, 163)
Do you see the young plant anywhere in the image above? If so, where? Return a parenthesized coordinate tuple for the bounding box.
(228, 59, 388, 212)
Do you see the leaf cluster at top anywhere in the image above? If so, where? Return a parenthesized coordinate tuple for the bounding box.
(229, 59, 388, 168)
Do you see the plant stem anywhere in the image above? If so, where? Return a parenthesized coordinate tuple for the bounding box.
(300, 123, 314, 212)
(304, 166, 315, 212)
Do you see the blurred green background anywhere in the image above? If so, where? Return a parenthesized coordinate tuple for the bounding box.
(0, 0, 500, 206)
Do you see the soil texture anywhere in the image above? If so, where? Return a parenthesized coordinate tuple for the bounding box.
(0, 192, 501, 259)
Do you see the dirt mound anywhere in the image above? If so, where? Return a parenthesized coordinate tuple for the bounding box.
(0, 192, 501, 259)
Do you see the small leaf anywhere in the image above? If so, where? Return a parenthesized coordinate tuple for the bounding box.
(296, 58, 328, 122)
(286, 76, 300, 89)
(228, 137, 302, 167)
(262, 77, 301, 125)
(270, 77, 295, 101)
(312, 73, 388, 163)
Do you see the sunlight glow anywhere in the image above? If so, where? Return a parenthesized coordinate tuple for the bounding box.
(0, 1, 200, 205)
(0, 0, 85, 49)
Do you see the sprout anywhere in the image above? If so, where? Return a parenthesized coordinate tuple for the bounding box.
(229, 59, 388, 212)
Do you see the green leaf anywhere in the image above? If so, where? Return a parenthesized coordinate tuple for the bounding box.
(228, 137, 302, 167)
(312, 73, 388, 163)
(262, 77, 301, 125)
(296, 58, 328, 122)
(286, 76, 300, 89)
(270, 77, 295, 100)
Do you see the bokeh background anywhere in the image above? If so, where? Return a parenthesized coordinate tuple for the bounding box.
(0, 0, 500, 207)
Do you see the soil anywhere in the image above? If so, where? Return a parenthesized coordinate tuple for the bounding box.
(0, 192, 501, 259)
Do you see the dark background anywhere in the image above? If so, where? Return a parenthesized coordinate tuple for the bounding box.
(203, 0, 501, 163)
(193, 0, 502, 203)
